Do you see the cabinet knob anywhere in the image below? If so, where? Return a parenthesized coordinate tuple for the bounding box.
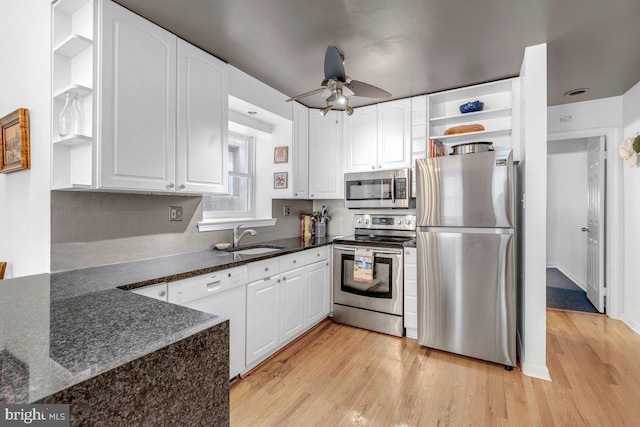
(378, 165, 382, 169)
(317, 253, 320, 257)
(283, 277, 287, 281)
(295, 193, 298, 196)
(166, 183, 175, 189)
(326, 262, 329, 266)
(264, 267, 269, 271)
(310, 194, 314, 197)
(277, 279, 281, 283)
(178, 184, 185, 190)
(293, 260, 297, 263)
(371, 165, 375, 170)
(159, 291, 166, 297)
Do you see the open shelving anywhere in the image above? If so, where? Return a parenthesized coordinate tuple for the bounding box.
(52, 0, 95, 190)
(427, 79, 519, 158)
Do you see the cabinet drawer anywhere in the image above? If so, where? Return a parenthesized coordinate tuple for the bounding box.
(404, 278, 417, 297)
(279, 252, 305, 272)
(304, 246, 329, 264)
(247, 258, 281, 283)
(404, 266, 417, 282)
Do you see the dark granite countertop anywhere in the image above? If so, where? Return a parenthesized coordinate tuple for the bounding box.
(0, 236, 336, 404)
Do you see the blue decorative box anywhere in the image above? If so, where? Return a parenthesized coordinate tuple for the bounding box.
(459, 100, 484, 114)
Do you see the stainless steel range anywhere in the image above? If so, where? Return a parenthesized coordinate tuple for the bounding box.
(332, 214, 416, 337)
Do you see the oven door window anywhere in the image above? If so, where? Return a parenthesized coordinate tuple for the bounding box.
(340, 254, 393, 299)
(345, 179, 392, 201)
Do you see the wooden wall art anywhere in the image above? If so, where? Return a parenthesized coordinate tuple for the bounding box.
(0, 108, 30, 174)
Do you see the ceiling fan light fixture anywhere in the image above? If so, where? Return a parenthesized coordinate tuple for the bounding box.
(320, 105, 333, 116)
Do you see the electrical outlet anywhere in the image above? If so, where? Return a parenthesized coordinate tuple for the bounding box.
(283, 206, 291, 216)
(169, 206, 183, 221)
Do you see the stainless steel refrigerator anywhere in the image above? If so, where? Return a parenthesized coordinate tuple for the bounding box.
(415, 149, 516, 368)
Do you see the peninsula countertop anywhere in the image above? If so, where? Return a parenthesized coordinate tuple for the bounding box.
(0, 236, 335, 404)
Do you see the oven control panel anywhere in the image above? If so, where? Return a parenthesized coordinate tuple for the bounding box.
(353, 214, 416, 231)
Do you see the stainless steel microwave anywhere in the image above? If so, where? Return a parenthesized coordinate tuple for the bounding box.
(344, 169, 414, 209)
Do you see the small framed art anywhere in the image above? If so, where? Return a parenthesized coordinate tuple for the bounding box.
(274, 172, 288, 189)
(274, 146, 288, 163)
(0, 108, 30, 174)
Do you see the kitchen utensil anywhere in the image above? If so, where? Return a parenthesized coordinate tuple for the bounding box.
(451, 142, 494, 155)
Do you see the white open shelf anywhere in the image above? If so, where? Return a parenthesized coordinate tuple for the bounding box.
(430, 107, 512, 125)
(53, 134, 92, 146)
(431, 128, 512, 144)
(53, 34, 92, 57)
(53, 84, 92, 101)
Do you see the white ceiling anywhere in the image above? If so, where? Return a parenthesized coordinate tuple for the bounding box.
(114, 0, 640, 109)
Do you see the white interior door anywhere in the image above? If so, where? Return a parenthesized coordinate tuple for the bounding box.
(586, 136, 605, 312)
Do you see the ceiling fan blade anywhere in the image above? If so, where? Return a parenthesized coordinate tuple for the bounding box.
(285, 87, 325, 102)
(324, 46, 346, 82)
(347, 80, 392, 98)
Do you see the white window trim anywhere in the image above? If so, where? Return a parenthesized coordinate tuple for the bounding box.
(203, 132, 255, 220)
(198, 217, 277, 232)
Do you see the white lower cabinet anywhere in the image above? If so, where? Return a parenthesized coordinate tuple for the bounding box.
(306, 260, 330, 325)
(279, 267, 307, 342)
(404, 247, 418, 339)
(246, 275, 281, 365)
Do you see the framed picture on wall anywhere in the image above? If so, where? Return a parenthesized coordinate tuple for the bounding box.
(274, 146, 288, 164)
(0, 108, 30, 174)
(274, 172, 288, 189)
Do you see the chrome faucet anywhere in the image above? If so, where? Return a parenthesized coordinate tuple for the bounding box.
(233, 224, 257, 248)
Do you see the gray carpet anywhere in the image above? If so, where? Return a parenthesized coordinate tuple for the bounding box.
(546, 268, 599, 314)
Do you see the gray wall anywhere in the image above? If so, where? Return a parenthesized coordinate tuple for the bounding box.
(51, 192, 312, 272)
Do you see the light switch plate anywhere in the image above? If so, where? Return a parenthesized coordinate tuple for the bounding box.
(169, 206, 183, 221)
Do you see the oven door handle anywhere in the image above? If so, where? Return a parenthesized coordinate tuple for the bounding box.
(333, 245, 403, 255)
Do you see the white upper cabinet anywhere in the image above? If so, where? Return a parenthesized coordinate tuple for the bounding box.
(345, 105, 378, 172)
(344, 99, 411, 173)
(52, 0, 229, 194)
(176, 39, 228, 194)
(292, 102, 309, 199)
(99, 0, 177, 192)
(377, 98, 412, 170)
(308, 110, 343, 199)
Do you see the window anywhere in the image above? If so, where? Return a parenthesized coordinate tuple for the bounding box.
(203, 132, 254, 219)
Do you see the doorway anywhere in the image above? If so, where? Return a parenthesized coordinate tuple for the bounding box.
(546, 136, 604, 314)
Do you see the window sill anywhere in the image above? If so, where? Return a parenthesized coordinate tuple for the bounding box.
(197, 217, 277, 232)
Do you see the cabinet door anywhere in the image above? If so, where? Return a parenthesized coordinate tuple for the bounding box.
(176, 40, 228, 194)
(377, 98, 411, 170)
(280, 267, 306, 343)
(292, 102, 309, 199)
(246, 277, 280, 366)
(308, 110, 343, 199)
(306, 261, 330, 326)
(99, 0, 177, 191)
(345, 105, 378, 172)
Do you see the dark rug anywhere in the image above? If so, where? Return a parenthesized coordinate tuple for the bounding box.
(547, 286, 599, 313)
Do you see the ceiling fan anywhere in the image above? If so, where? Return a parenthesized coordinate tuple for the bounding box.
(286, 46, 392, 116)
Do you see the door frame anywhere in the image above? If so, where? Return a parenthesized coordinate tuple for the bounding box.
(547, 126, 623, 319)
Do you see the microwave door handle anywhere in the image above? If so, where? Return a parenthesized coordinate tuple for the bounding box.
(391, 174, 396, 204)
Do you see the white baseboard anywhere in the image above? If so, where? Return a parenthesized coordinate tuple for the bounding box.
(547, 264, 586, 291)
(623, 315, 640, 337)
(517, 328, 552, 381)
(522, 362, 552, 381)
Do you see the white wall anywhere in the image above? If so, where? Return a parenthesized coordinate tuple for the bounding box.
(0, 1, 51, 278)
(622, 80, 640, 335)
(546, 151, 588, 288)
(547, 96, 624, 320)
(518, 43, 550, 380)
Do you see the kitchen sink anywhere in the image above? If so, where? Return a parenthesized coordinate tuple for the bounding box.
(225, 245, 285, 255)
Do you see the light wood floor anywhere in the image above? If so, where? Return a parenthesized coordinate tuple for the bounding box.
(230, 310, 640, 426)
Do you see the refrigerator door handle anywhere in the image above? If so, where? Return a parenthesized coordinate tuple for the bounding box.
(418, 226, 514, 235)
